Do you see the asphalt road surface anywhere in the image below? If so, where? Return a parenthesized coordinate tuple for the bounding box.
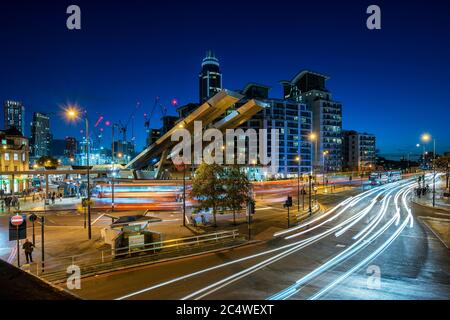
(73, 175, 450, 300)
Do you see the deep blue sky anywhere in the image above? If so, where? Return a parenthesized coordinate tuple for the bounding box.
(1, 0, 449, 159)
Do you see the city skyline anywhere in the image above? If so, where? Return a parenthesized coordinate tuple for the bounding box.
(0, 0, 449, 305)
(1, 0, 450, 158)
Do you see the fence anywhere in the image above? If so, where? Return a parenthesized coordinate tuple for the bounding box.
(30, 229, 241, 283)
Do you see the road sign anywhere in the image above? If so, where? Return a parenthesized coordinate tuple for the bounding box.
(9, 215, 27, 241)
(11, 215, 23, 226)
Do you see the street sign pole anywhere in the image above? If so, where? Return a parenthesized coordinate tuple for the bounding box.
(16, 225, 20, 267)
(41, 216, 45, 273)
(287, 206, 290, 228)
(248, 214, 251, 241)
(32, 220, 35, 245)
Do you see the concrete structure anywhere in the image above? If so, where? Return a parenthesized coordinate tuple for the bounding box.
(342, 130, 376, 172)
(199, 50, 222, 103)
(127, 90, 267, 178)
(30, 112, 52, 159)
(281, 70, 343, 172)
(4, 100, 25, 135)
(0, 128, 30, 193)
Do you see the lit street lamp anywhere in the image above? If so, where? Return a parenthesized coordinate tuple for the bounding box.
(309, 133, 317, 174)
(421, 133, 436, 207)
(111, 123, 120, 212)
(322, 150, 329, 190)
(65, 106, 92, 239)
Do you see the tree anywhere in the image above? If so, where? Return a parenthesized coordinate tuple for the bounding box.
(223, 166, 252, 225)
(435, 154, 450, 189)
(37, 156, 59, 167)
(191, 163, 226, 227)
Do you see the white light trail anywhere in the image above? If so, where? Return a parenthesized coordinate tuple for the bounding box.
(267, 180, 415, 300)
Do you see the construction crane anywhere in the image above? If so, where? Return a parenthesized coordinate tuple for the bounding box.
(144, 97, 168, 133)
(119, 101, 141, 143)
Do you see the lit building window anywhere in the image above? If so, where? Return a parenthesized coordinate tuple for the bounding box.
(4, 153, 10, 161)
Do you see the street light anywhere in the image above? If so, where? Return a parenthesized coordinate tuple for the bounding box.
(111, 123, 120, 212)
(296, 156, 301, 213)
(421, 133, 436, 207)
(65, 105, 92, 239)
(322, 150, 329, 190)
(309, 133, 318, 173)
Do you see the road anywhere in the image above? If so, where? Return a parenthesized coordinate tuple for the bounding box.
(73, 175, 450, 300)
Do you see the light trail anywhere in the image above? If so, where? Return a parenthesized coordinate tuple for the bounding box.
(117, 189, 367, 300)
(283, 184, 394, 240)
(267, 180, 416, 300)
(309, 182, 417, 300)
(117, 178, 418, 300)
(309, 213, 412, 300)
(180, 182, 413, 300)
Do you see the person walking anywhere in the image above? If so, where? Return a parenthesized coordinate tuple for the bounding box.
(22, 239, 34, 264)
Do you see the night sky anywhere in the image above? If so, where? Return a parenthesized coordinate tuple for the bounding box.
(1, 0, 449, 159)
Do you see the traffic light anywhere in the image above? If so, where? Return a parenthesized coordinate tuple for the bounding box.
(284, 196, 293, 208)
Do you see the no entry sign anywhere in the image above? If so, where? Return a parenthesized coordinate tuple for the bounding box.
(11, 215, 24, 226)
(9, 214, 27, 241)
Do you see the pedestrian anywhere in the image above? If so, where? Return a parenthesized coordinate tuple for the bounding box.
(22, 239, 34, 264)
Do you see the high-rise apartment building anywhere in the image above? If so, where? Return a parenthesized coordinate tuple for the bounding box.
(281, 70, 343, 172)
(4, 100, 25, 135)
(30, 112, 52, 158)
(239, 83, 313, 178)
(199, 50, 222, 103)
(342, 130, 376, 172)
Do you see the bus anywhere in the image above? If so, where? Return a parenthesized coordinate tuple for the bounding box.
(369, 171, 402, 185)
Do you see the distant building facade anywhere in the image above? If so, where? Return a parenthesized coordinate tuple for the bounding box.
(64, 136, 77, 160)
(146, 128, 161, 148)
(342, 130, 376, 172)
(281, 70, 343, 172)
(30, 112, 52, 159)
(239, 83, 313, 178)
(199, 50, 222, 103)
(4, 100, 25, 135)
(0, 128, 30, 193)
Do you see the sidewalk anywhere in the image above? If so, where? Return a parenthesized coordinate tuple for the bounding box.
(412, 180, 450, 212)
(0, 197, 81, 214)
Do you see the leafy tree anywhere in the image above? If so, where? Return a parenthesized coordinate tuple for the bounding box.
(435, 154, 450, 171)
(223, 166, 252, 225)
(37, 156, 59, 167)
(191, 163, 226, 227)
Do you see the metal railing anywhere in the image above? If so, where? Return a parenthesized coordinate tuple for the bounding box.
(31, 229, 241, 282)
